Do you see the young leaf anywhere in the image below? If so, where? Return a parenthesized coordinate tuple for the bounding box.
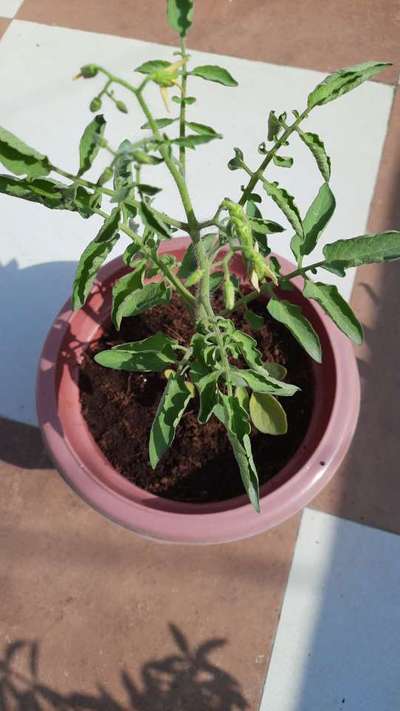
(172, 95, 197, 105)
(244, 309, 264, 330)
(0, 174, 65, 210)
(141, 117, 176, 129)
(186, 121, 221, 136)
(140, 202, 172, 239)
(135, 59, 170, 75)
(111, 281, 170, 323)
(173, 133, 222, 148)
(231, 331, 263, 369)
(111, 262, 146, 329)
(267, 297, 322, 362)
(190, 361, 220, 423)
(0, 126, 51, 178)
(297, 129, 331, 182)
(303, 279, 363, 344)
(263, 362, 287, 380)
(268, 110, 281, 141)
(323, 231, 400, 266)
(307, 61, 390, 110)
(228, 147, 245, 171)
(250, 218, 284, 234)
(291, 183, 335, 261)
(112, 332, 178, 359)
(273, 154, 294, 168)
(167, 0, 194, 37)
(216, 395, 260, 512)
(190, 65, 238, 87)
(263, 180, 304, 237)
(132, 150, 164, 165)
(122, 242, 141, 267)
(178, 234, 216, 279)
(78, 115, 106, 176)
(149, 373, 193, 468)
(249, 392, 288, 435)
(230, 368, 299, 397)
(72, 208, 121, 309)
(136, 184, 162, 196)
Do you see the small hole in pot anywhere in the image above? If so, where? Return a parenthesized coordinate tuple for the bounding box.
(320, 460, 326, 466)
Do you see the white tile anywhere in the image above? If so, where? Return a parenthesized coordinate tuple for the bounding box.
(260, 509, 400, 711)
(0, 0, 22, 18)
(0, 21, 393, 424)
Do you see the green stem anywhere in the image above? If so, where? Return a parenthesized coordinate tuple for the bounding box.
(94, 207, 196, 308)
(179, 37, 188, 178)
(239, 108, 309, 206)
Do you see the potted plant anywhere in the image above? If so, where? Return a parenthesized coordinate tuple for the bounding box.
(1, 1, 398, 543)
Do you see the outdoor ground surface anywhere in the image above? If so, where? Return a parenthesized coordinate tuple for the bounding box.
(0, 1, 400, 709)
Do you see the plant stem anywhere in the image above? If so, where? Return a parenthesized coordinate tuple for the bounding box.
(94, 207, 196, 309)
(239, 108, 309, 205)
(178, 37, 188, 178)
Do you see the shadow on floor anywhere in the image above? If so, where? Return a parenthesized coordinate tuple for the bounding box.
(0, 625, 248, 711)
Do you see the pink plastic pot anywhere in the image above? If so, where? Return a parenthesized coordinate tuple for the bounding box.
(37, 237, 360, 544)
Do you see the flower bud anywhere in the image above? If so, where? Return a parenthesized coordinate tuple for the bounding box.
(80, 64, 98, 78)
(89, 96, 102, 112)
(116, 100, 128, 114)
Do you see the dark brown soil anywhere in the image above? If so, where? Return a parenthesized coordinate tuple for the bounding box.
(79, 292, 315, 503)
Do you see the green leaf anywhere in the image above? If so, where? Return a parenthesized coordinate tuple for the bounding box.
(186, 121, 220, 136)
(0, 126, 51, 178)
(217, 395, 260, 512)
(78, 115, 106, 176)
(228, 147, 245, 171)
(190, 65, 238, 87)
(268, 110, 281, 141)
(172, 133, 222, 148)
(321, 260, 351, 277)
(177, 234, 216, 279)
(267, 297, 322, 362)
(291, 183, 335, 261)
(323, 231, 400, 267)
(231, 331, 263, 369)
(132, 149, 164, 165)
(136, 183, 162, 196)
(249, 392, 287, 435)
(72, 208, 121, 309)
(244, 309, 264, 330)
(112, 280, 171, 323)
(140, 202, 172, 239)
(297, 129, 331, 182)
(172, 95, 196, 105)
(141, 117, 177, 129)
(149, 373, 193, 468)
(308, 61, 391, 110)
(235, 386, 250, 412)
(303, 279, 363, 344)
(111, 262, 147, 329)
(95, 333, 178, 373)
(230, 368, 299, 397)
(273, 154, 293, 168)
(135, 59, 170, 75)
(263, 180, 304, 237)
(190, 361, 220, 424)
(250, 218, 284, 235)
(0, 174, 64, 209)
(209, 271, 224, 292)
(263, 362, 287, 380)
(167, 0, 194, 37)
(122, 243, 141, 267)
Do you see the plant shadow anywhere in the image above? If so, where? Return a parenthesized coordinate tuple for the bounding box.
(0, 625, 248, 711)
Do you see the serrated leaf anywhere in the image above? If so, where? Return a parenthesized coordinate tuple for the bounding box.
(216, 395, 260, 511)
(112, 332, 178, 359)
(122, 242, 141, 267)
(291, 183, 336, 261)
(149, 373, 193, 468)
(78, 115, 106, 176)
(323, 231, 400, 267)
(72, 208, 121, 309)
(135, 59, 170, 75)
(321, 260, 351, 276)
(231, 331, 263, 369)
(186, 121, 220, 136)
(268, 110, 281, 141)
(167, 0, 194, 37)
(190, 361, 220, 423)
(111, 262, 146, 329)
(0, 174, 63, 209)
(297, 129, 331, 182)
(141, 117, 176, 129)
(190, 65, 238, 87)
(228, 146, 244, 171)
(308, 61, 390, 109)
(0, 125, 51, 178)
(273, 154, 293, 168)
(303, 279, 363, 344)
(230, 368, 299, 397)
(267, 297, 322, 362)
(112, 281, 171, 324)
(249, 392, 287, 435)
(263, 180, 304, 237)
(140, 202, 172, 239)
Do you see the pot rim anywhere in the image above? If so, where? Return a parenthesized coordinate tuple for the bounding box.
(37, 237, 360, 543)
